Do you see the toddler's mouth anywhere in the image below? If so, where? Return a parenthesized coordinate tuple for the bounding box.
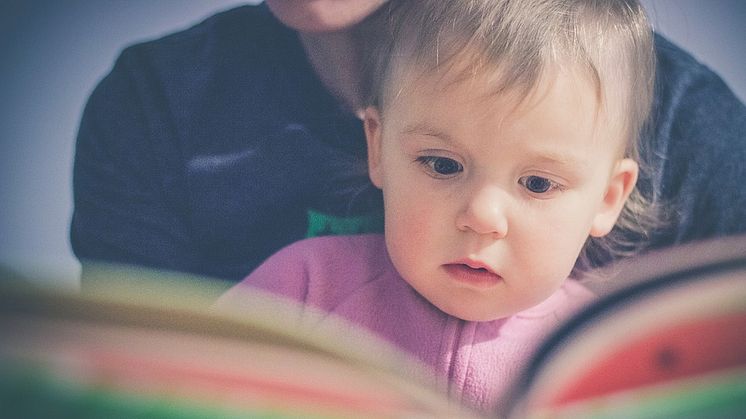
(443, 263, 502, 287)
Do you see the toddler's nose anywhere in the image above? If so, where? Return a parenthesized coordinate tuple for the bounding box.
(456, 186, 508, 239)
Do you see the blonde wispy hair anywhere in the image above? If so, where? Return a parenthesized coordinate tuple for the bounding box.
(359, 0, 661, 277)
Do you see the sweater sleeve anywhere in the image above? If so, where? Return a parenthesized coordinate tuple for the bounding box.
(71, 47, 198, 283)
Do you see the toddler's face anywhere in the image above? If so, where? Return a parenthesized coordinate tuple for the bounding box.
(365, 63, 637, 321)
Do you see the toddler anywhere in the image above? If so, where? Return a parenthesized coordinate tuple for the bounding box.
(218, 0, 657, 412)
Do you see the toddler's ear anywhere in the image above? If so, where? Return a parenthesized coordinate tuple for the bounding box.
(363, 107, 384, 189)
(590, 158, 639, 237)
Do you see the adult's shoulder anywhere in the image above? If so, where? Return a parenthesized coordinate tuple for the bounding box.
(653, 33, 720, 85)
(83, 2, 310, 156)
(104, 4, 301, 94)
(120, 4, 291, 65)
(650, 33, 746, 149)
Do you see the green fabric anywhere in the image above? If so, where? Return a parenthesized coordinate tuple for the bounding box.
(306, 209, 384, 238)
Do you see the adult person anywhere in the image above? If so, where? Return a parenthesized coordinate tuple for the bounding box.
(72, 1, 388, 282)
(71, 1, 746, 283)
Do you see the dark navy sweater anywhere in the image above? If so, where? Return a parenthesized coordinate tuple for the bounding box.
(71, 4, 746, 282)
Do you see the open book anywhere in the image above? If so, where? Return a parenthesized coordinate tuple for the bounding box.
(2, 235, 745, 418)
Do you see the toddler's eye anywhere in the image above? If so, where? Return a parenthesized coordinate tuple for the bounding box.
(519, 175, 559, 194)
(417, 156, 463, 177)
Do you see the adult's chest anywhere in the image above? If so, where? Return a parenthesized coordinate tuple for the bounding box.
(182, 122, 374, 271)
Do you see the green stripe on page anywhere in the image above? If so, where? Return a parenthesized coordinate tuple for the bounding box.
(532, 369, 746, 419)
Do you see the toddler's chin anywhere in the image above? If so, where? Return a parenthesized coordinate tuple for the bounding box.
(438, 303, 513, 322)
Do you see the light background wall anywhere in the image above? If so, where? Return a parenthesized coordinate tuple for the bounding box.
(1, 1, 745, 289)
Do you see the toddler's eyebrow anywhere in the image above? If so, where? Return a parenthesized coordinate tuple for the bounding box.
(528, 150, 589, 170)
(401, 122, 454, 144)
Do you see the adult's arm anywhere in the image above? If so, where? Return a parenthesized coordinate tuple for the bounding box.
(71, 47, 198, 280)
(645, 35, 746, 250)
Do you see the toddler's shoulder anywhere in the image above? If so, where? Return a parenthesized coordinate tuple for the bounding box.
(278, 234, 387, 261)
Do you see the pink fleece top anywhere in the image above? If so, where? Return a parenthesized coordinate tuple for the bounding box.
(217, 234, 594, 413)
